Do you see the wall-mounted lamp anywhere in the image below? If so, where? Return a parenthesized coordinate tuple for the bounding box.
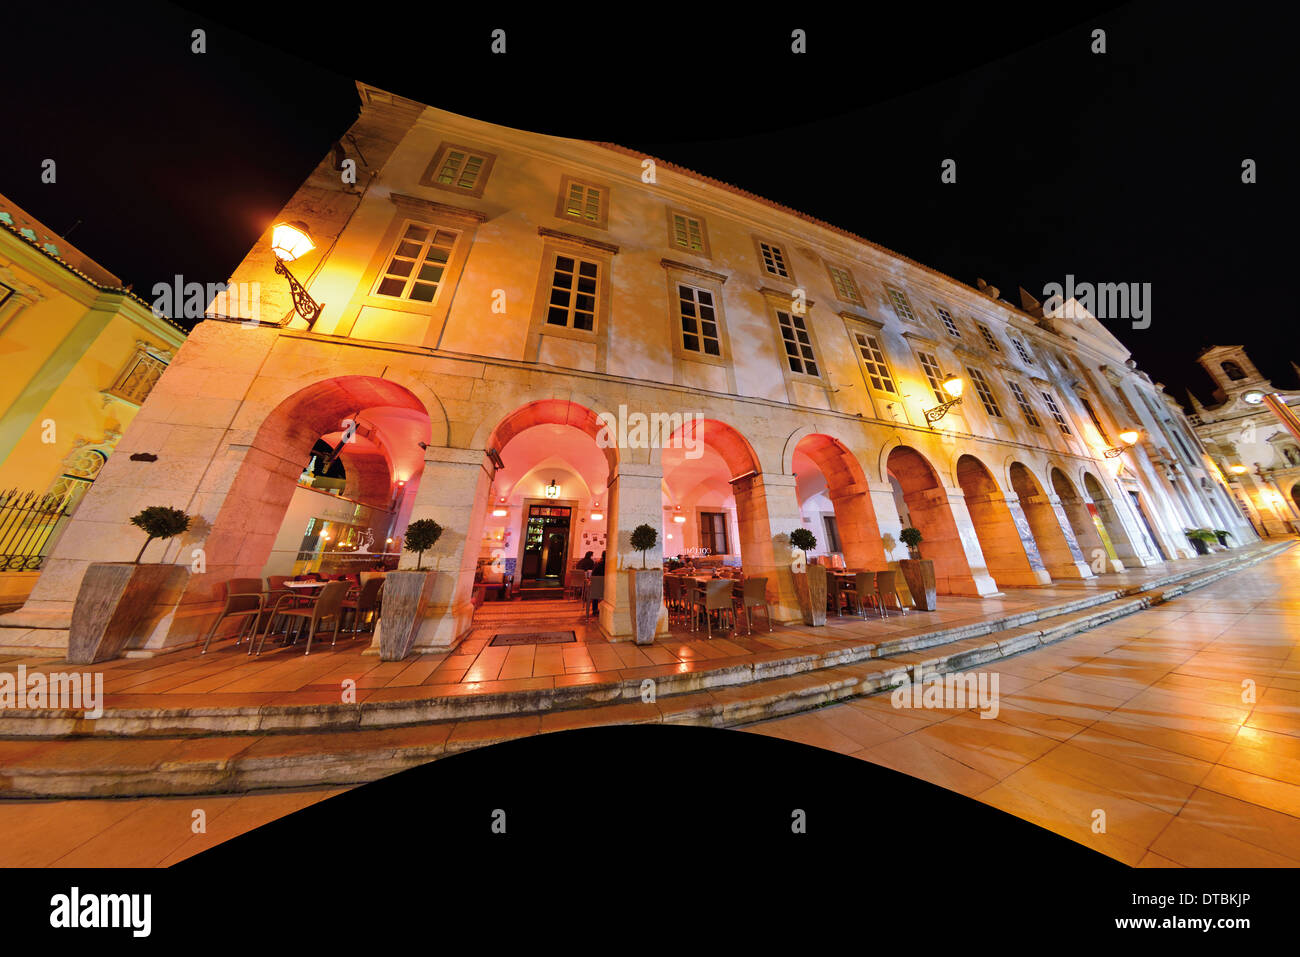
(1103, 429, 1142, 458)
(270, 221, 324, 330)
(544, 478, 560, 499)
(492, 508, 509, 517)
(924, 374, 964, 424)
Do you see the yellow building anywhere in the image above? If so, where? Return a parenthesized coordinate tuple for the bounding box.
(0, 193, 186, 606)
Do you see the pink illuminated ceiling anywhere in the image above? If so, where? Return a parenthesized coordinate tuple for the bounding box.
(493, 424, 610, 503)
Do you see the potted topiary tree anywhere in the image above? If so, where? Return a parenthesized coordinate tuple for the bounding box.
(897, 526, 936, 612)
(403, 518, 443, 570)
(788, 527, 826, 626)
(377, 518, 444, 660)
(628, 523, 662, 645)
(1184, 528, 1212, 556)
(1213, 529, 1232, 547)
(69, 505, 194, 664)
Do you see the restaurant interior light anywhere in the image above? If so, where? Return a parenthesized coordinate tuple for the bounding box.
(492, 508, 508, 517)
(271, 221, 316, 263)
(673, 514, 686, 524)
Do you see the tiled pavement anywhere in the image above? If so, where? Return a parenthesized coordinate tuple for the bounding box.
(745, 545, 1300, 867)
(0, 553, 1259, 712)
(1, 543, 1297, 866)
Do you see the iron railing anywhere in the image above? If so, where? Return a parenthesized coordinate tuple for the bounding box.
(0, 489, 73, 571)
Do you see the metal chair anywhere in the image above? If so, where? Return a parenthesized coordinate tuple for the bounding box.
(584, 575, 604, 620)
(695, 578, 736, 638)
(256, 580, 349, 656)
(201, 578, 265, 654)
(564, 570, 586, 600)
(874, 570, 908, 616)
(341, 576, 384, 636)
(844, 571, 880, 619)
(736, 576, 772, 635)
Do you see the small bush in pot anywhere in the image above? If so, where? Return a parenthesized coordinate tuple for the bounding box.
(899, 526, 923, 557)
(129, 506, 192, 563)
(789, 527, 817, 554)
(630, 523, 659, 568)
(403, 518, 443, 570)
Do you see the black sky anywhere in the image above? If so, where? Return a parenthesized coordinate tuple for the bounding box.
(3, 1, 1292, 408)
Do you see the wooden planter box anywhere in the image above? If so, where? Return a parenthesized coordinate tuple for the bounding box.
(628, 568, 663, 646)
(377, 570, 436, 661)
(899, 558, 937, 612)
(68, 562, 178, 664)
(793, 564, 828, 626)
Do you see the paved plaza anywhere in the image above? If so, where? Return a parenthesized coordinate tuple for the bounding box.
(0, 544, 1297, 867)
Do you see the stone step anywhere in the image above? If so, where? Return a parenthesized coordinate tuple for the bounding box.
(0, 541, 1291, 798)
(0, 541, 1288, 741)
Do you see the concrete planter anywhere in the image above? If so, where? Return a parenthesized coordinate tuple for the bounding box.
(378, 570, 436, 661)
(68, 562, 178, 664)
(793, 564, 828, 626)
(628, 567, 663, 646)
(899, 559, 937, 611)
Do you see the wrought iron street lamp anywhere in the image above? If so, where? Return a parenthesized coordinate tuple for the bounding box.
(271, 221, 324, 330)
(1103, 429, 1141, 458)
(924, 374, 964, 424)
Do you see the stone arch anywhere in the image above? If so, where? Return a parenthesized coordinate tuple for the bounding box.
(1008, 461, 1090, 579)
(956, 453, 1048, 587)
(886, 445, 983, 593)
(192, 375, 434, 606)
(791, 432, 884, 569)
(248, 367, 451, 450)
(1050, 466, 1112, 570)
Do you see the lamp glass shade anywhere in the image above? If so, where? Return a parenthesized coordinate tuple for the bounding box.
(941, 375, 963, 398)
(544, 480, 560, 499)
(271, 221, 315, 262)
(1118, 430, 1140, 446)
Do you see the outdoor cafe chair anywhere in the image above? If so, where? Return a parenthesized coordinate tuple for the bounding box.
(844, 571, 880, 619)
(341, 576, 384, 636)
(200, 578, 265, 654)
(736, 576, 772, 635)
(874, 570, 908, 616)
(583, 575, 604, 620)
(694, 578, 736, 638)
(255, 580, 349, 656)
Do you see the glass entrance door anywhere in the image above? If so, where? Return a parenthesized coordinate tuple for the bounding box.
(521, 504, 571, 584)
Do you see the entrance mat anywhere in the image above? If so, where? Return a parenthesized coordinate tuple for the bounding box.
(490, 631, 578, 647)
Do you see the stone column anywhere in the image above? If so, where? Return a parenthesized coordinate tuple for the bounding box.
(1015, 490, 1093, 580)
(908, 486, 999, 597)
(733, 472, 802, 623)
(399, 446, 491, 653)
(973, 491, 1052, 587)
(603, 461, 668, 640)
(867, 480, 908, 562)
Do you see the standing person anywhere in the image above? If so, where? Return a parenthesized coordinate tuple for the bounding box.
(576, 551, 595, 572)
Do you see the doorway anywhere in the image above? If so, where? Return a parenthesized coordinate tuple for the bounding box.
(521, 503, 572, 590)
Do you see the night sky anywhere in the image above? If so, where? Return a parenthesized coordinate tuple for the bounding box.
(4, 2, 1291, 408)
